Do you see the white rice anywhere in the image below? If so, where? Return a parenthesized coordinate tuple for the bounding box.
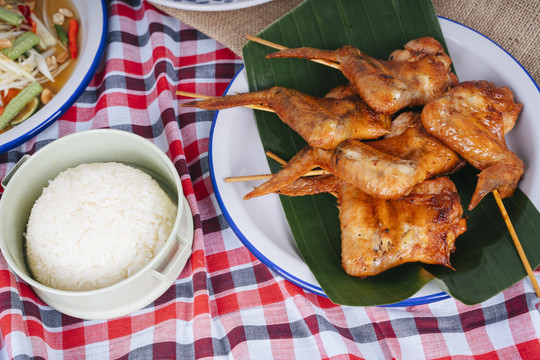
(25, 162, 178, 291)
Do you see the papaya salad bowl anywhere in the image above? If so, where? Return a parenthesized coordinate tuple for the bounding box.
(0, 0, 107, 153)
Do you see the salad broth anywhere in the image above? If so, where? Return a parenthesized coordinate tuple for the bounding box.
(34, 0, 79, 93)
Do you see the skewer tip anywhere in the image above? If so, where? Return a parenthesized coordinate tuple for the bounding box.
(492, 190, 540, 297)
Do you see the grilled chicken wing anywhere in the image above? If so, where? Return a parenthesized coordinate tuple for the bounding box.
(268, 175, 466, 277)
(244, 112, 464, 200)
(339, 177, 465, 276)
(323, 84, 358, 99)
(181, 86, 390, 149)
(421, 81, 524, 210)
(266, 37, 457, 114)
(272, 174, 340, 197)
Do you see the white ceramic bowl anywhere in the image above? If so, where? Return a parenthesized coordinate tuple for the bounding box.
(0, 0, 108, 153)
(0, 129, 194, 320)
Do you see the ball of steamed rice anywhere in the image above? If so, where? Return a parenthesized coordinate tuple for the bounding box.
(25, 162, 178, 291)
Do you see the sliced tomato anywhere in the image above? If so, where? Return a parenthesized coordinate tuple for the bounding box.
(1, 88, 21, 105)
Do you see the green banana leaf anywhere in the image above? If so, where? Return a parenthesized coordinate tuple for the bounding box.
(241, 0, 540, 306)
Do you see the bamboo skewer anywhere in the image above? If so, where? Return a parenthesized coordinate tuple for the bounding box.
(492, 190, 540, 297)
(176, 90, 274, 113)
(245, 35, 341, 70)
(176, 91, 215, 100)
(265, 150, 288, 165)
(224, 173, 275, 182)
(224, 169, 326, 183)
(245, 35, 289, 51)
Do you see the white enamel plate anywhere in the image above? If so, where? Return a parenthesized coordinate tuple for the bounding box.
(209, 18, 540, 306)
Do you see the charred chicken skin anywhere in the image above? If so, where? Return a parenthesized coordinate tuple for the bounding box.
(244, 112, 464, 200)
(421, 80, 524, 210)
(268, 175, 466, 277)
(339, 177, 465, 277)
(181, 86, 391, 150)
(266, 37, 458, 114)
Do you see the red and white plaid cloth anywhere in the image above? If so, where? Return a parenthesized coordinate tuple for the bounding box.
(0, 1, 539, 359)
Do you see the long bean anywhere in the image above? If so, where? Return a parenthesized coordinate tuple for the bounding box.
(0, 7, 23, 26)
(0, 82, 42, 129)
(4, 31, 40, 60)
(54, 24, 68, 46)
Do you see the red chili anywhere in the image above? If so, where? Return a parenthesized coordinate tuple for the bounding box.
(17, 5, 34, 29)
(68, 19, 78, 59)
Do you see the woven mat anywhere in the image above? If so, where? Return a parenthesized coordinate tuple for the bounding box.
(154, 0, 539, 85)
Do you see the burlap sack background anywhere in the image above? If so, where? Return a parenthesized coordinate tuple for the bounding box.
(154, 0, 539, 85)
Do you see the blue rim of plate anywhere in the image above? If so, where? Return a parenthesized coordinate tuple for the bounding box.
(0, 0, 109, 154)
(209, 16, 537, 307)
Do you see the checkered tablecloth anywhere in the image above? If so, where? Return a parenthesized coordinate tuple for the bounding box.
(0, 1, 539, 359)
